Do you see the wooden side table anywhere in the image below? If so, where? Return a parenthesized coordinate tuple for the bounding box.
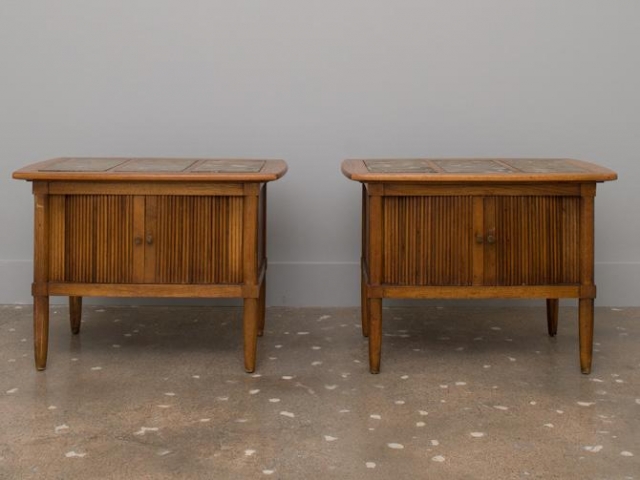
(342, 158, 617, 374)
(13, 157, 287, 372)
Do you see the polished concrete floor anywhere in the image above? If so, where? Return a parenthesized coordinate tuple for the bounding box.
(0, 304, 638, 479)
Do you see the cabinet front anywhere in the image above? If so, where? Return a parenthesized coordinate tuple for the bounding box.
(48, 194, 245, 285)
(378, 193, 581, 288)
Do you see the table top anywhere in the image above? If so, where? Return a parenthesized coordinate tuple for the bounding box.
(13, 158, 288, 182)
(342, 158, 617, 183)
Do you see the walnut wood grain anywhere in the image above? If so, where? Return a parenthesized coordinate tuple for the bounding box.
(344, 158, 617, 374)
(14, 158, 286, 372)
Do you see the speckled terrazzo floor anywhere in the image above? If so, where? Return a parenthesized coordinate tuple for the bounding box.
(1, 305, 638, 480)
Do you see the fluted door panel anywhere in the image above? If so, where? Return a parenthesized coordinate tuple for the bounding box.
(494, 196, 580, 285)
(49, 195, 136, 283)
(382, 196, 473, 285)
(153, 196, 244, 284)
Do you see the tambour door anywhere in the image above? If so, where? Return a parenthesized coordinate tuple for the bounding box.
(48, 194, 247, 285)
(147, 195, 244, 284)
(381, 196, 475, 286)
(487, 196, 581, 286)
(48, 194, 141, 283)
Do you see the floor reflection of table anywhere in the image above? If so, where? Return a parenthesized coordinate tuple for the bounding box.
(342, 158, 617, 374)
(13, 157, 287, 372)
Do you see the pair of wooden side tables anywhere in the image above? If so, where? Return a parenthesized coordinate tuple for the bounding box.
(13, 157, 617, 374)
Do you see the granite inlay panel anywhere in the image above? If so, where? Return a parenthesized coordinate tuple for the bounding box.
(113, 159, 196, 172)
(193, 160, 265, 173)
(40, 158, 128, 172)
(503, 159, 588, 173)
(364, 160, 437, 174)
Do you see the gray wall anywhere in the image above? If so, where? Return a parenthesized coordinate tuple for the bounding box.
(1, 1, 639, 306)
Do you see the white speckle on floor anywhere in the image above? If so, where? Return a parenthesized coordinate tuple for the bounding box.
(544, 423, 554, 428)
(583, 445, 603, 453)
(324, 435, 338, 442)
(279, 411, 295, 418)
(620, 451, 634, 457)
(245, 449, 256, 456)
(387, 443, 404, 449)
(370, 414, 381, 420)
(200, 418, 211, 423)
(418, 410, 429, 416)
(262, 469, 275, 475)
(6, 388, 18, 394)
(470, 432, 485, 438)
(249, 389, 260, 395)
(55, 424, 69, 433)
(65, 451, 86, 458)
(430, 440, 440, 446)
(455, 381, 467, 386)
(324, 385, 337, 390)
(268, 398, 280, 403)
(577, 401, 595, 407)
(157, 449, 171, 456)
(90, 366, 102, 371)
(416, 422, 426, 427)
(432, 455, 446, 462)
(365, 462, 376, 469)
(493, 405, 509, 410)
(134, 427, 159, 436)
(281, 376, 294, 380)
(164, 392, 176, 397)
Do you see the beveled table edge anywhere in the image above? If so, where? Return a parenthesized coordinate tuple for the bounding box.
(13, 158, 288, 182)
(341, 158, 618, 183)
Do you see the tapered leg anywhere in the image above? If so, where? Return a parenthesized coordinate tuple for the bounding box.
(361, 264, 369, 337)
(368, 298, 382, 374)
(546, 298, 559, 337)
(34, 296, 49, 371)
(578, 298, 594, 374)
(69, 296, 82, 334)
(257, 280, 266, 337)
(243, 298, 259, 373)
